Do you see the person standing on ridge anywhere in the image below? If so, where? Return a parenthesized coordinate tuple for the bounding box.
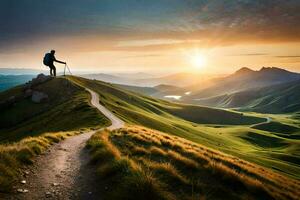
(43, 50, 66, 77)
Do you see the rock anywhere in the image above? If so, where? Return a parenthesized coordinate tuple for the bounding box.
(31, 74, 53, 87)
(8, 96, 16, 102)
(24, 89, 33, 98)
(52, 183, 59, 186)
(24, 171, 30, 175)
(31, 91, 48, 103)
(45, 191, 52, 197)
(25, 73, 53, 89)
(17, 189, 29, 193)
(0, 95, 16, 109)
(21, 180, 26, 184)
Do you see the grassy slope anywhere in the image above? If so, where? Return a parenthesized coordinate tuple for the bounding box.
(70, 76, 264, 126)
(0, 76, 111, 192)
(0, 77, 110, 142)
(69, 76, 300, 179)
(188, 80, 300, 114)
(87, 126, 300, 200)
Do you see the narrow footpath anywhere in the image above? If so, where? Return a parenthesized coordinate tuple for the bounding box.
(4, 88, 124, 200)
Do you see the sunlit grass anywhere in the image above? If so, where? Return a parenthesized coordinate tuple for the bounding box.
(87, 126, 300, 200)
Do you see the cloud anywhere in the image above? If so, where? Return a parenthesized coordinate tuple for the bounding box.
(275, 56, 300, 58)
(122, 54, 163, 58)
(1, 0, 300, 52)
(230, 53, 268, 56)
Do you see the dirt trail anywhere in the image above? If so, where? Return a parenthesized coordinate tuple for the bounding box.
(3, 88, 124, 200)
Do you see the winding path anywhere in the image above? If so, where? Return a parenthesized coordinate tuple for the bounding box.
(251, 117, 272, 128)
(86, 88, 124, 130)
(4, 88, 124, 200)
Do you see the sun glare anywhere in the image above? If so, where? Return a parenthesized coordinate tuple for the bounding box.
(185, 49, 207, 70)
(191, 54, 207, 69)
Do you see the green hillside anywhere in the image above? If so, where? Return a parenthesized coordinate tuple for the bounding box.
(69, 76, 264, 126)
(190, 80, 300, 114)
(0, 76, 112, 191)
(0, 77, 110, 142)
(69, 76, 300, 179)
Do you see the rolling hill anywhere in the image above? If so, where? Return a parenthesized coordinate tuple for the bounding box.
(68, 76, 300, 179)
(0, 74, 110, 142)
(191, 80, 300, 113)
(69, 76, 264, 126)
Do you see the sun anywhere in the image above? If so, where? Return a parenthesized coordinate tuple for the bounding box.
(191, 54, 206, 69)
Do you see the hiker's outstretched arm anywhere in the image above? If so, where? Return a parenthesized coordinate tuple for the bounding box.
(54, 58, 66, 64)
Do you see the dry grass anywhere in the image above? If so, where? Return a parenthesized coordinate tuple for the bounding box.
(87, 126, 300, 200)
(86, 129, 175, 200)
(0, 131, 78, 192)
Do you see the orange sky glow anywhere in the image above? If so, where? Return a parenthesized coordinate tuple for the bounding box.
(1, 1, 300, 74)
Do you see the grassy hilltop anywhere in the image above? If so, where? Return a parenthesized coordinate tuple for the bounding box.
(0, 76, 110, 191)
(0, 77, 110, 142)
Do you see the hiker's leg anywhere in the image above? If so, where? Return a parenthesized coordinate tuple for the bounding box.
(49, 66, 53, 76)
(53, 66, 56, 76)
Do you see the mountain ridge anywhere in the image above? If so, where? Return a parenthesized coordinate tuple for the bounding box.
(183, 67, 300, 102)
(192, 80, 300, 113)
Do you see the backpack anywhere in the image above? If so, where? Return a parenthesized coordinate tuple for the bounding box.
(43, 53, 52, 66)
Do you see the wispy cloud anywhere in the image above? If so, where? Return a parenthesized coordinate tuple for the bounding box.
(229, 53, 268, 56)
(122, 54, 162, 58)
(275, 56, 300, 58)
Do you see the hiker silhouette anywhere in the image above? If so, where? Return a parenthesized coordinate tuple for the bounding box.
(43, 50, 66, 76)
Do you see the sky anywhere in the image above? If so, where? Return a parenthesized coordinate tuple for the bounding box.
(1, 0, 300, 74)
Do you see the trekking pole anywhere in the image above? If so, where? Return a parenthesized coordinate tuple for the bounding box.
(64, 64, 66, 76)
(66, 63, 72, 75)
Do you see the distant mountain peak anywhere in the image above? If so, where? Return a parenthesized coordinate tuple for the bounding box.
(234, 67, 254, 75)
(259, 67, 289, 73)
